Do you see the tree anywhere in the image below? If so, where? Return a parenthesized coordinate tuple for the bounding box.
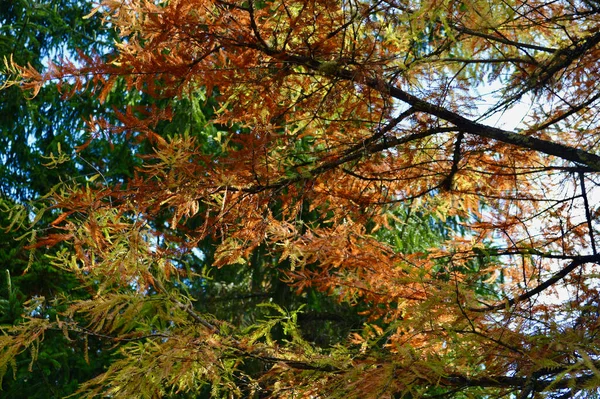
(0, 1, 207, 396)
(3, 0, 600, 397)
(0, 2, 139, 397)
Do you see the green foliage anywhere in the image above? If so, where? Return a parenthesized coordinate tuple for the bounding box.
(0, 1, 139, 396)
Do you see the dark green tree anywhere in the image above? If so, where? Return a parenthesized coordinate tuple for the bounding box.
(0, 2, 137, 397)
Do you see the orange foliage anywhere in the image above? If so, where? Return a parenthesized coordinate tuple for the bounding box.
(6, 0, 600, 397)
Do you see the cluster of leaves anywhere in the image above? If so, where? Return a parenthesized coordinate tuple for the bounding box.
(0, 2, 374, 398)
(3, 0, 600, 398)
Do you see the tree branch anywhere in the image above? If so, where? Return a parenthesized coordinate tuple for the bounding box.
(263, 48, 600, 171)
(442, 131, 464, 191)
(441, 372, 595, 391)
(381, 81, 600, 171)
(239, 127, 451, 194)
(452, 26, 558, 53)
(469, 255, 600, 312)
(580, 172, 597, 255)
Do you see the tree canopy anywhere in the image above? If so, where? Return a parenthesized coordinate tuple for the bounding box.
(3, 0, 600, 398)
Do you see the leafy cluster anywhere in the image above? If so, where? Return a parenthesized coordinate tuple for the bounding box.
(2, 0, 600, 398)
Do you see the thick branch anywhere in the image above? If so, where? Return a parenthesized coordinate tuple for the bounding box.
(267, 50, 600, 171)
(381, 81, 600, 171)
(470, 255, 600, 312)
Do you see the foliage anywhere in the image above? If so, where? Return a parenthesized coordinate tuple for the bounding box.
(0, 1, 135, 397)
(4, 0, 600, 398)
